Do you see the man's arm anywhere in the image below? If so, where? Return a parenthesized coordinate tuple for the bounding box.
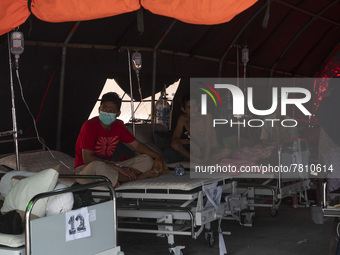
(171, 115, 190, 145)
(170, 115, 191, 160)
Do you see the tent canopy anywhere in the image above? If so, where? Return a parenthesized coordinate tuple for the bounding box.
(0, 0, 339, 155)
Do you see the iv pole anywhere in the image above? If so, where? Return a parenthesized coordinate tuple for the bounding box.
(127, 49, 136, 137)
(233, 45, 249, 149)
(3, 32, 21, 170)
(128, 50, 143, 137)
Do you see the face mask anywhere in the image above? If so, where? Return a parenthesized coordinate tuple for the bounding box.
(99, 111, 116, 125)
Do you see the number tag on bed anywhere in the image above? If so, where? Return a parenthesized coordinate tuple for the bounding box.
(65, 207, 91, 242)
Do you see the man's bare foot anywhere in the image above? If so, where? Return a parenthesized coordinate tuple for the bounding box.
(137, 169, 159, 180)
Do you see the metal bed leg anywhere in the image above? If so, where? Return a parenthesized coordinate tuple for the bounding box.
(165, 214, 185, 255)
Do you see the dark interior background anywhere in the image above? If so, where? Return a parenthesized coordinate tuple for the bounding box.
(0, 0, 339, 156)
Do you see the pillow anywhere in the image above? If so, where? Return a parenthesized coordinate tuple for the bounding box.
(46, 182, 74, 216)
(0, 233, 25, 248)
(0, 171, 35, 198)
(1, 169, 59, 218)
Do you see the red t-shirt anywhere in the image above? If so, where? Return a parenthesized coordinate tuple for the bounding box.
(74, 117, 135, 168)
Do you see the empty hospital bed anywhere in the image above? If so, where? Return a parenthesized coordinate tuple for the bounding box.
(0, 173, 123, 255)
(222, 138, 312, 216)
(113, 173, 240, 255)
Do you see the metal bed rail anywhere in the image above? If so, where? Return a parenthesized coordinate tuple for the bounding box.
(24, 175, 116, 255)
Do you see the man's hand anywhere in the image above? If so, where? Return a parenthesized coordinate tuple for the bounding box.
(153, 156, 165, 174)
(115, 165, 137, 181)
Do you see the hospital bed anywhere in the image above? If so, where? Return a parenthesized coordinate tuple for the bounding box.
(113, 173, 238, 255)
(0, 137, 312, 253)
(321, 181, 340, 219)
(0, 145, 253, 254)
(222, 138, 312, 216)
(0, 175, 123, 255)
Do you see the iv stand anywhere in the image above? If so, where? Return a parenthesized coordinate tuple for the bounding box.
(4, 33, 20, 170)
(232, 45, 242, 149)
(127, 49, 136, 137)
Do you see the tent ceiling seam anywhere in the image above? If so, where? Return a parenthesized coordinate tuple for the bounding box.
(270, 0, 339, 76)
(274, 0, 340, 27)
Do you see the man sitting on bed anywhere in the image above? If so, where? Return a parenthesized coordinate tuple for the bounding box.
(171, 94, 231, 164)
(74, 92, 164, 187)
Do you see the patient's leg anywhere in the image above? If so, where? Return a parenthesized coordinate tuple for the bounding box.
(75, 161, 119, 186)
(136, 169, 159, 180)
(118, 154, 154, 172)
(117, 166, 159, 183)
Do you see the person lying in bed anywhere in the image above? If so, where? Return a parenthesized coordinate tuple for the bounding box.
(74, 92, 165, 187)
(260, 103, 298, 146)
(171, 94, 231, 164)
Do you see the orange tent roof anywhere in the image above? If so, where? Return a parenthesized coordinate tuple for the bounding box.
(0, 0, 258, 35)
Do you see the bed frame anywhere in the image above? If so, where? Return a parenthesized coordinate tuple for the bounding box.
(229, 139, 312, 216)
(0, 178, 123, 255)
(110, 173, 246, 255)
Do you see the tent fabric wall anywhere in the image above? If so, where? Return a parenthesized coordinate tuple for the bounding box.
(0, 0, 339, 156)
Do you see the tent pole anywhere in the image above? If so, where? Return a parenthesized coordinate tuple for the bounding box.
(56, 46, 67, 150)
(25, 40, 303, 77)
(270, 0, 338, 78)
(218, 2, 267, 77)
(151, 50, 156, 127)
(56, 22, 80, 150)
(274, 0, 340, 27)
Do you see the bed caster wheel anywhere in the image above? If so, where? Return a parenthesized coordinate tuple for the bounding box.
(208, 233, 215, 247)
(170, 251, 183, 255)
(269, 208, 277, 217)
(205, 231, 215, 247)
(169, 245, 184, 255)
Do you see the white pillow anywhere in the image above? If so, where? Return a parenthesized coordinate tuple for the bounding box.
(1, 169, 59, 218)
(0, 171, 35, 198)
(46, 182, 74, 216)
(0, 233, 25, 248)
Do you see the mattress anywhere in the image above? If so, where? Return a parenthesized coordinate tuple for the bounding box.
(0, 150, 74, 174)
(116, 172, 228, 191)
